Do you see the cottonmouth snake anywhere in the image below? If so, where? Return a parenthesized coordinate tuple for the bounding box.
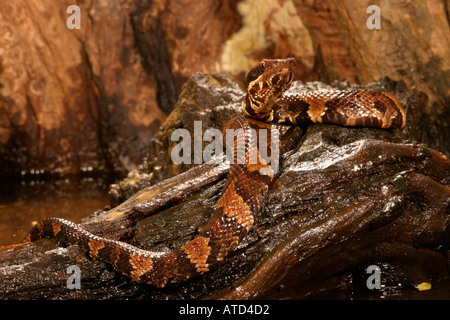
(1, 58, 405, 288)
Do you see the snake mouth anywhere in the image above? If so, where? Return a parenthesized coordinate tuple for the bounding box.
(274, 68, 293, 86)
(268, 67, 294, 102)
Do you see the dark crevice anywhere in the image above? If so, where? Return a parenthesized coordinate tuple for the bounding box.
(130, 0, 178, 115)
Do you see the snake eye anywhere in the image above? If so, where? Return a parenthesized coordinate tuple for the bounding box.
(246, 62, 266, 83)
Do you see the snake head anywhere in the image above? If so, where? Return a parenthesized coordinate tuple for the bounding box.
(244, 58, 297, 119)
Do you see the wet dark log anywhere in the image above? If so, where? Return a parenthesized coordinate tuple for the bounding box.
(1, 74, 449, 299)
(1, 73, 449, 299)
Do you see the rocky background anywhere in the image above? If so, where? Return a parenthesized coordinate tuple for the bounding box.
(0, 0, 448, 178)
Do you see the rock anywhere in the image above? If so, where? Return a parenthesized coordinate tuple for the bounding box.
(0, 73, 449, 299)
(2, 0, 448, 178)
(0, 0, 165, 178)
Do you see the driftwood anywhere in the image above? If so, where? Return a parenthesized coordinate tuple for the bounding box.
(1, 0, 449, 178)
(0, 74, 449, 300)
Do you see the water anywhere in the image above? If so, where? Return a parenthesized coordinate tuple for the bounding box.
(0, 177, 112, 246)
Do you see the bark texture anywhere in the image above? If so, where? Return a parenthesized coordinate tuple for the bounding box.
(0, 0, 448, 177)
(0, 74, 448, 300)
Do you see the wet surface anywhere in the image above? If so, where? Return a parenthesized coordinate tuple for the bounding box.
(346, 262, 450, 300)
(0, 75, 449, 300)
(0, 177, 111, 246)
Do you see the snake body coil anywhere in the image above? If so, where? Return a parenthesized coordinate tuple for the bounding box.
(7, 58, 405, 287)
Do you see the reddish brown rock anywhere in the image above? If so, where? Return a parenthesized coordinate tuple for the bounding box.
(0, 0, 448, 178)
(0, 1, 165, 178)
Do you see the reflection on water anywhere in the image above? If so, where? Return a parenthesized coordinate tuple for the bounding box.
(0, 177, 112, 246)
